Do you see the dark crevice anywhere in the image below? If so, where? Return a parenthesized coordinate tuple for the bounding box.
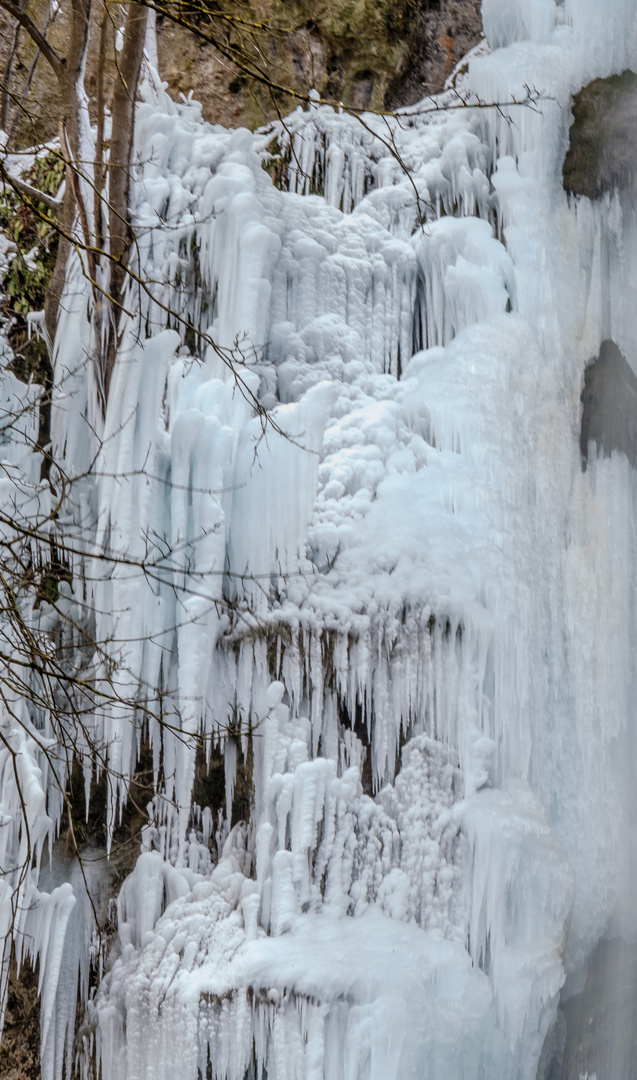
(580, 339, 637, 470)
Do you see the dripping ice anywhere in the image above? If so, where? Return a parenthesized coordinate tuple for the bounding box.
(1, 0, 637, 1078)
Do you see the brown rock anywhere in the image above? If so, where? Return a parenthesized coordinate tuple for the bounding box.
(563, 70, 637, 201)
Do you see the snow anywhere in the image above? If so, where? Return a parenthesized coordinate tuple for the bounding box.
(1, 0, 637, 1078)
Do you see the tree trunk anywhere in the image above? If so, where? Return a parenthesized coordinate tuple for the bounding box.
(44, 0, 93, 345)
(103, 1, 148, 405)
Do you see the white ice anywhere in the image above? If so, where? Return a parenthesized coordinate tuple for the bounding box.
(1, 1, 637, 1078)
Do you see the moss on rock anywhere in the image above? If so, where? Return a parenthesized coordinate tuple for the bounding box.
(159, 0, 482, 127)
(563, 69, 637, 200)
(0, 0, 483, 144)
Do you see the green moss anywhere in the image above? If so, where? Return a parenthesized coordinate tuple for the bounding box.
(213, 0, 416, 127)
(0, 149, 62, 383)
(563, 70, 637, 199)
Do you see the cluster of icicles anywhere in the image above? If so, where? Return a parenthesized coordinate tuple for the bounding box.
(1, 0, 637, 1078)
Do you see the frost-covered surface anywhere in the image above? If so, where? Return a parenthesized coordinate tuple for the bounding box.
(2, 0, 637, 1078)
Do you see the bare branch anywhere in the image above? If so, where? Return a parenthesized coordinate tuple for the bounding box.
(0, 0, 65, 74)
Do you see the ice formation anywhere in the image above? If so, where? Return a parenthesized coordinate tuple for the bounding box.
(2, 0, 637, 1078)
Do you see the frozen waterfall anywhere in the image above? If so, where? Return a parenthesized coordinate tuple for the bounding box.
(2, 0, 637, 1078)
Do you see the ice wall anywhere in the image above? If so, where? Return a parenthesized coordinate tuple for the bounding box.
(1, 0, 637, 1077)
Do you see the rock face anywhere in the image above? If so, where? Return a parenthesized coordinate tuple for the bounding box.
(563, 70, 637, 200)
(580, 340, 637, 470)
(0, 961, 40, 1080)
(385, 0, 483, 107)
(0, 0, 484, 143)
